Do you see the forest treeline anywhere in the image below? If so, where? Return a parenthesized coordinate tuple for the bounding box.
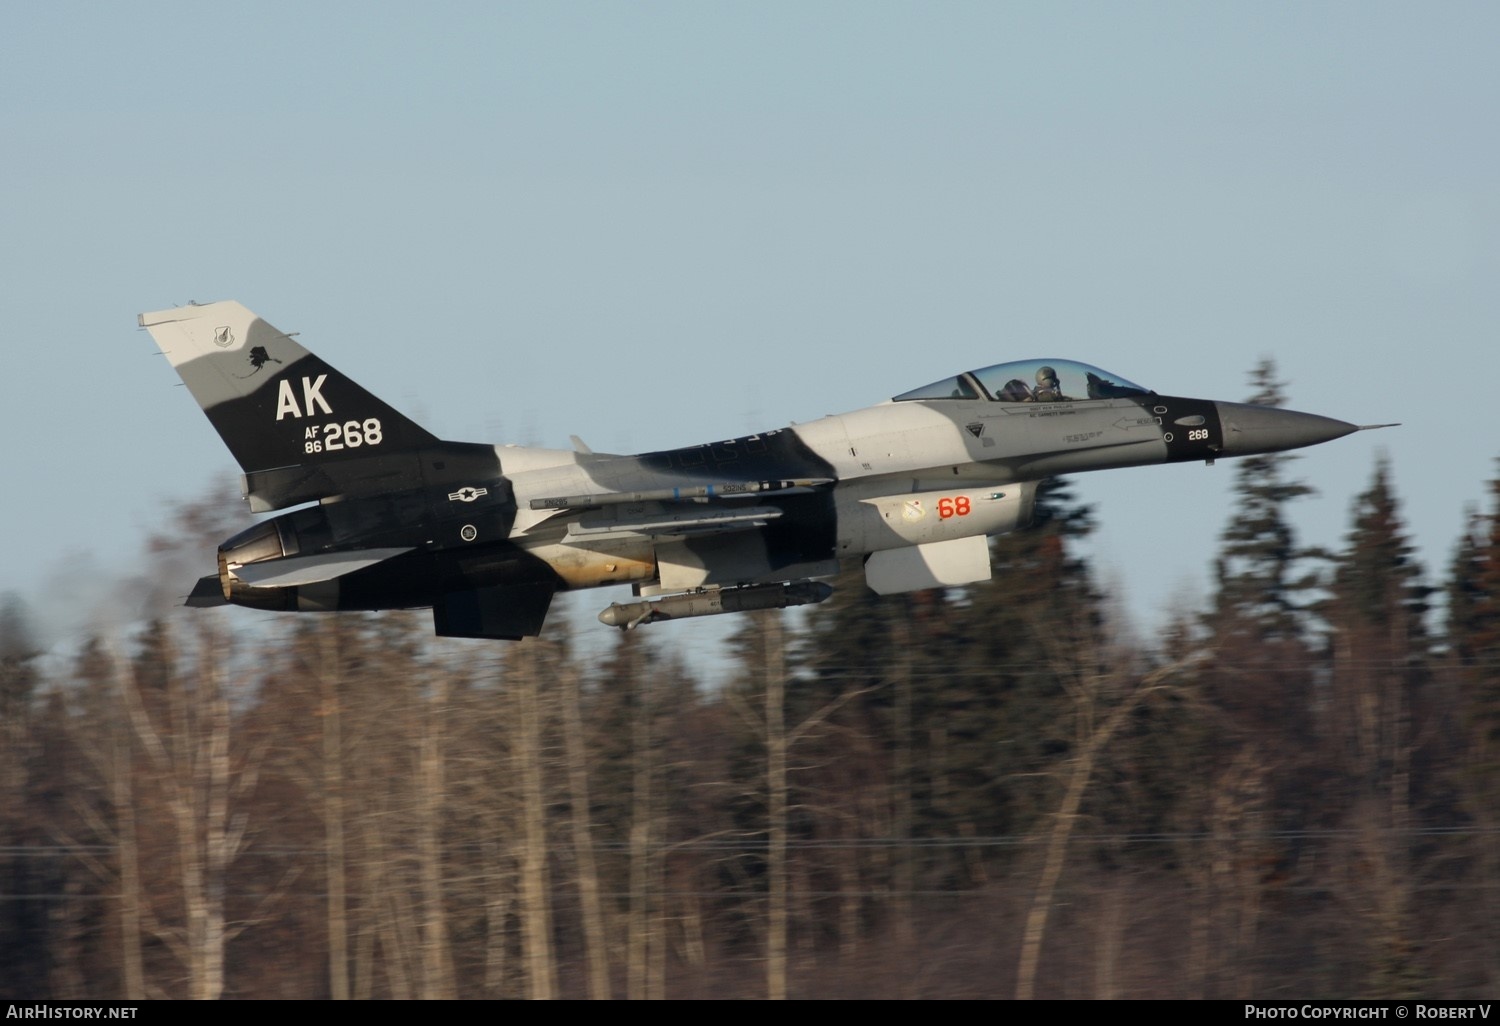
(2, 362, 1498, 999)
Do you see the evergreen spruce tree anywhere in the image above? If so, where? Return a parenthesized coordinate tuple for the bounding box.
(1187, 360, 1327, 991)
(1449, 473, 1500, 759)
(0, 595, 47, 996)
(943, 476, 1104, 844)
(1444, 469, 1500, 984)
(1211, 360, 1321, 645)
(1200, 359, 1326, 740)
(1321, 458, 1433, 997)
(1329, 458, 1430, 650)
(797, 476, 1102, 898)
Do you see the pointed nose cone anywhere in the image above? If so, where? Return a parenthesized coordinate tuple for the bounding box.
(1215, 401, 1359, 457)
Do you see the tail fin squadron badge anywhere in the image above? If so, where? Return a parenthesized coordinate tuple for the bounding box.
(213, 326, 235, 348)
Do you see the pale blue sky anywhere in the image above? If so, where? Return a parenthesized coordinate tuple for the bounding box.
(4, 2, 1497, 653)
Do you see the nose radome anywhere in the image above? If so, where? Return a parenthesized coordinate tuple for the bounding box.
(1215, 401, 1359, 456)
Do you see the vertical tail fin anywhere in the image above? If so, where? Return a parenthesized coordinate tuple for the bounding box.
(140, 301, 439, 505)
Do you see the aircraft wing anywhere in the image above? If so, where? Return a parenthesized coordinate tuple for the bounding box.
(530, 478, 833, 512)
(563, 506, 781, 543)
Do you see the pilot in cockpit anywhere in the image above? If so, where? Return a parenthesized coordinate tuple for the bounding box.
(997, 378, 1032, 402)
(1030, 366, 1067, 402)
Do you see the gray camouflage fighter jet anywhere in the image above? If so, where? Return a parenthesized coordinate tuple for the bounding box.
(140, 301, 1380, 639)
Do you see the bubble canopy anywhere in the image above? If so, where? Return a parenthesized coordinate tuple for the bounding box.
(893, 359, 1154, 404)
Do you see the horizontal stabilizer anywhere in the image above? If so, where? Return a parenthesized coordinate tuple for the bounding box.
(228, 547, 414, 588)
(186, 575, 228, 607)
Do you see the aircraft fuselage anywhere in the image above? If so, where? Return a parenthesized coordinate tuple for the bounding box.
(141, 302, 1364, 638)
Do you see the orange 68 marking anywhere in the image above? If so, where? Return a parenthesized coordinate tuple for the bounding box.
(937, 496, 971, 519)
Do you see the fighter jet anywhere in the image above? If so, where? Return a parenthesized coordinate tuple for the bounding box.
(139, 301, 1376, 639)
